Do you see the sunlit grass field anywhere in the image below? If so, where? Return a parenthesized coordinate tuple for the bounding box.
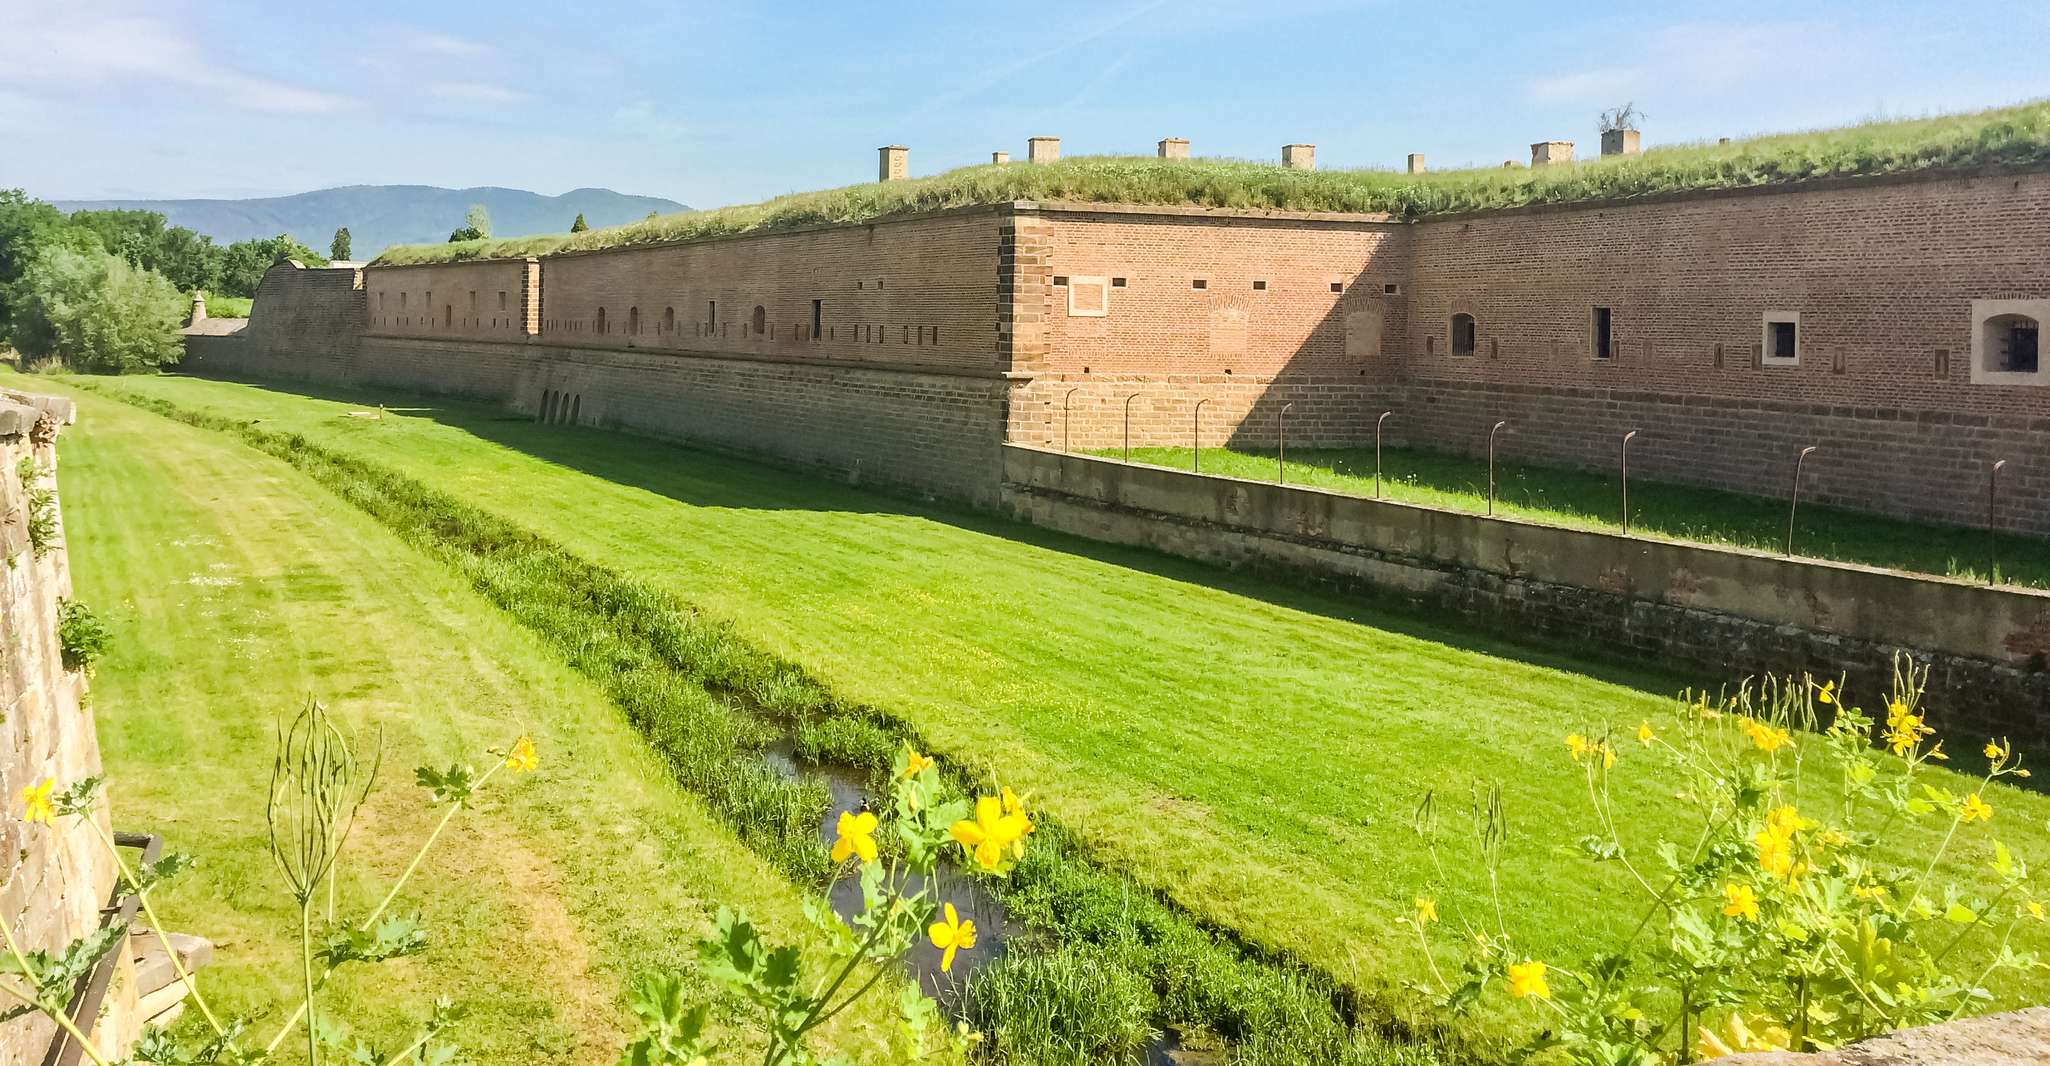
(1107, 445, 2050, 589)
(50, 382, 895, 1064)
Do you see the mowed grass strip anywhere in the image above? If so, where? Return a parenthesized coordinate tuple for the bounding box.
(79, 374, 2050, 1044)
(53, 384, 897, 1064)
(1108, 445, 2050, 589)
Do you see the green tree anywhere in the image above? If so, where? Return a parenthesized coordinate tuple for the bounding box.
(331, 227, 352, 261)
(0, 190, 100, 338)
(7, 247, 184, 373)
(570, 212, 588, 233)
(465, 203, 491, 238)
(216, 234, 325, 297)
(63, 209, 222, 294)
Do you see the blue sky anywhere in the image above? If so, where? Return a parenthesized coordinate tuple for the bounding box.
(4, 0, 2048, 208)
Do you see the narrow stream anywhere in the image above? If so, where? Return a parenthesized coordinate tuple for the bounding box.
(759, 741, 1220, 1065)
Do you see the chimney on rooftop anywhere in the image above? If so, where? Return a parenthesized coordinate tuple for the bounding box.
(1281, 143, 1315, 170)
(1158, 137, 1190, 160)
(1028, 136, 1061, 163)
(878, 145, 908, 182)
(1600, 128, 1641, 157)
(1530, 141, 1574, 167)
(189, 292, 207, 324)
(1406, 153, 1426, 174)
(991, 151, 1010, 164)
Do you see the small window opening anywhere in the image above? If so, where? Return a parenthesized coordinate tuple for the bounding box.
(628, 307, 640, 336)
(1330, 282, 1343, 293)
(663, 307, 675, 333)
(811, 299, 823, 340)
(1252, 280, 1268, 291)
(400, 292, 407, 308)
(1426, 336, 1436, 355)
(1934, 348, 1950, 379)
(443, 304, 452, 328)
(1763, 317, 1799, 364)
(752, 305, 767, 336)
(468, 291, 477, 310)
(1986, 314, 2040, 373)
(1592, 306, 1613, 360)
(1450, 313, 1477, 357)
(1382, 283, 1400, 295)
(1111, 277, 1127, 288)
(595, 307, 607, 334)
(499, 291, 508, 310)
(707, 301, 717, 332)
(1052, 276, 1069, 287)
(1191, 279, 1208, 290)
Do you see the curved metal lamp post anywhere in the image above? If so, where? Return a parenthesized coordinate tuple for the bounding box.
(1487, 420, 1509, 515)
(1620, 430, 1639, 533)
(1062, 387, 1079, 453)
(1193, 398, 1212, 472)
(1786, 446, 1818, 556)
(1277, 402, 1294, 483)
(1375, 411, 1393, 498)
(1989, 458, 2008, 585)
(1123, 393, 1142, 463)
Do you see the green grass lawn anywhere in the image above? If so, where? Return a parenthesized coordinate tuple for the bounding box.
(1109, 445, 2050, 589)
(72, 374, 2050, 1048)
(199, 293, 254, 318)
(51, 382, 896, 1064)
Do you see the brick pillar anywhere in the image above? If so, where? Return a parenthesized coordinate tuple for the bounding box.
(991, 151, 1010, 164)
(1530, 141, 1574, 166)
(996, 208, 1052, 373)
(1027, 136, 1060, 163)
(1157, 137, 1189, 159)
(1406, 153, 1426, 174)
(521, 258, 542, 337)
(1281, 143, 1315, 170)
(878, 145, 908, 182)
(1600, 128, 1641, 156)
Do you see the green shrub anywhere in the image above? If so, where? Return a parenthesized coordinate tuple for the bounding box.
(55, 598, 107, 673)
(7, 248, 183, 373)
(17, 455, 56, 556)
(970, 943, 1158, 1064)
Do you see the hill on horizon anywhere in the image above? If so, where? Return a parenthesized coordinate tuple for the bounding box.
(51, 184, 687, 259)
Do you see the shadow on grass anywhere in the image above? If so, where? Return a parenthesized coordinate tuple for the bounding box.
(158, 374, 1713, 707)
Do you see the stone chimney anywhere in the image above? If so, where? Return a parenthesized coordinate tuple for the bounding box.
(1600, 128, 1641, 157)
(1530, 141, 1574, 167)
(1028, 136, 1061, 163)
(1157, 137, 1190, 160)
(1281, 143, 1315, 170)
(1406, 153, 1426, 174)
(991, 151, 1011, 165)
(878, 145, 908, 182)
(189, 292, 207, 324)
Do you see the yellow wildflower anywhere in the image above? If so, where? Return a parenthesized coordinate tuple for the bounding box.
(1565, 734, 1590, 760)
(1741, 718, 1793, 754)
(1960, 793, 1993, 824)
(1853, 883, 1889, 902)
(2026, 901, 2045, 923)
(504, 735, 538, 774)
(1721, 882, 1759, 922)
(1636, 721, 1655, 746)
(19, 778, 54, 827)
(1415, 897, 1438, 924)
(902, 746, 935, 778)
(950, 795, 1029, 871)
(1754, 806, 1807, 882)
(1697, 1014, 1792, 1059)
(1505, 959, 1550, 1000)
(1985, 738, 2008, 762)
(1815, 680, 1836, 705)
(832, 810, 879, 864)
(1595, 741, 1617, 770)
(927, 902, 976, 972)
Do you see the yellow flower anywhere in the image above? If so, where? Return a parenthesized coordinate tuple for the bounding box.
(504, 735, 538, 773)
(1505, 959, 1550, 1000)
(1753, 806, 1807, 882)
(1415, 897, 1438, 924)
(2026, 901, 2045, 923)
(1565, 734, 1589, 760)
(1636, 721, 1655, 746)
(927, 901, 976, 972)
(1815, 680, 1836, 706)
(19, 778, 54, 827)
(950, 795, 1030, 871)
(902, 746, 935, 778)
(1697, 1013, 1792, 1059)
(1598, 742, 1617, 770)
(1000, 786, 1034, 855)
(832, 810, 879, 864)
(1853, 883, 1889, 902)
(1741, 718, 1793, 754)
(1960, 793, 1993, 824)
(1721, 882, 1759, 922)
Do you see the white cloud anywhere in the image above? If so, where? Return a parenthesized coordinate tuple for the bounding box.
(409, 31, 491, 58)
(0, 1, 354, 113)
(1526, 20, 1873, 107)
(429, 81, 531, 105)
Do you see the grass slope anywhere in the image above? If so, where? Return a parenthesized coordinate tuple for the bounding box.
(1108, 445, 2050, 589)
(376, 100, 2050, 266)
(51, 383, 894, 1064)
(76, 374, 2050, 1047)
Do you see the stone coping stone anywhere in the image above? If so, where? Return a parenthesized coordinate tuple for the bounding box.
(1712, 1008, 2050, 1064)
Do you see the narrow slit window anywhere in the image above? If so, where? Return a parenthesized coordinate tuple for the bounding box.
(1191, 279, 1207, 290)
(752, 305, 766, 335)
(811, 299, 823, 340)
(1450, 313, 1477, 357)
(1592, 306, 1613, 360)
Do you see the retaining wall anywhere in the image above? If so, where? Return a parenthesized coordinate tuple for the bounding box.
(1000, 445, 2050, 736)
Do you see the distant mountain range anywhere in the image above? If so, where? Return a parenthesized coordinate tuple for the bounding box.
(51, 185, 689, 259)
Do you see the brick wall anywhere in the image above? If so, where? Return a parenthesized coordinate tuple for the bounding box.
(365, 259, 534, 341)
(0, 392, 136, 1063)
(185, 261, 366, 385)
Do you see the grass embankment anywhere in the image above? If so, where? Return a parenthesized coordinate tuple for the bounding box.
(199, 293, 254, 318)
(1109, 446, 2050, 589)
(376, 100, 2050, 265)
(52, 385, 897, 1064)
(75, 375, 2050, 1053)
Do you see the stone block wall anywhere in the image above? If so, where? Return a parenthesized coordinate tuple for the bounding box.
(366, 259, 535, 340)
(0, 391, 135, 1062)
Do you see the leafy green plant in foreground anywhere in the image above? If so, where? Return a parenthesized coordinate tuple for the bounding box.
(623, 743, 1024, 1065)
(56, 597, 108, 674)
(1402, 658, 2046, 1064)
(0, 698, 538, 1065)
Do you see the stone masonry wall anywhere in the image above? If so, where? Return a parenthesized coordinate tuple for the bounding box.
(1002, 445, 2050, 739)
(183, 261, 365, 386)
(0, 391, 135, 1062)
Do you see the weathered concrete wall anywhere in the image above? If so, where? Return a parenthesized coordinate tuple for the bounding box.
(1001, 445, 2050, 736)
(0, 391, 136, 1062)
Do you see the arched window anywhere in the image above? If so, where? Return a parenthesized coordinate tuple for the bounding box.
(752, 305, 767, 336)
(1450, 313, 1477, 357)
(595, 307, 607, 335)
(1983, 313, 2040, 374)
(628, 307, 640, 336)
(663, 307, 675, 334)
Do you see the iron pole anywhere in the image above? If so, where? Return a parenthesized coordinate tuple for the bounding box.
(1277, 402, 1294, 483)
(1487, 421, 1509, 515)
(1786, 446, 1818, 556)
(1620, 430, 1639, 533)
(1375, 411, 1392, 498)
(1193, 398, 1211, 472)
